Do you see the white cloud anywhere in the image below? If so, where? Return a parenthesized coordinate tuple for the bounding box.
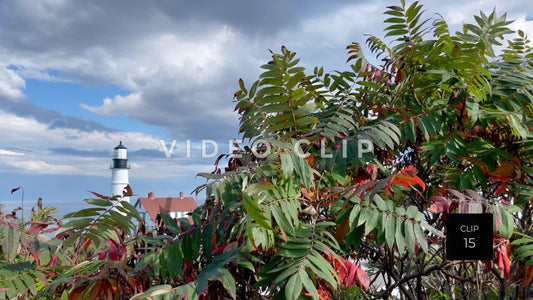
(0, 66, 26, 101)
(0, 109, 159, 151)
(423, 0, 533, 33)
(75, 25, 256, 140)
(297, 2, 382, 48)
(0, 109, 219, 178)
(13, 67, 68, 82)
(1, 158, 77, 174)
(81, 92, 143, 116)
(130, 160, 213, 178)
(510, 16, 533, 42)
(0, 109, 153, 173)
(0, 149, 24, 156)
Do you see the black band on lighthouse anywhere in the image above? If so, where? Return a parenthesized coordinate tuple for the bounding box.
(112, 158, 128, 169)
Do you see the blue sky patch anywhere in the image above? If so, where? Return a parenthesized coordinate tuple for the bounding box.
(24, 79, 168, 137)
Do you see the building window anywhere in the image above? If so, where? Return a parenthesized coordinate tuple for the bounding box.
(168, 211, 187, 219)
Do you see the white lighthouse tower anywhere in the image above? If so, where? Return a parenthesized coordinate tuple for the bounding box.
(111, 141, 130, 204)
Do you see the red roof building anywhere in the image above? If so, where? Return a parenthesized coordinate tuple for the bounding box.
(138, 191, 198, 225)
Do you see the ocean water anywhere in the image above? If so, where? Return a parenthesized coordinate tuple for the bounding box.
(0, 200, 92, 220)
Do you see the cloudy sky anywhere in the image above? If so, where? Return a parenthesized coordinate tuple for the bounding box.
(0, 0, 532, 215)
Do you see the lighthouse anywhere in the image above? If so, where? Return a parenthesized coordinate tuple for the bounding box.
(111, 141, 130, 204)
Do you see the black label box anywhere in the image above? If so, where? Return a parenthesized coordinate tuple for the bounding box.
(446, 213, 493, 260)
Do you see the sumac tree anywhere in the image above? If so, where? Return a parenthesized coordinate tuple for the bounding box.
(135, 1, 533, 299)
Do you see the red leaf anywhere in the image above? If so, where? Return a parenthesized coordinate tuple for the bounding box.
(483, 260, 493, 273)
(123, 184, 133, 197)
(408, 175, 425, 190)
(341, 258, 370, 291)
(428, 196, 451, 213)
(495, 182, 508, 196)
(108, 247, 120, 261)
(213, 243, 227, 255)
(366, 164, 378, 181)
(32, 252, 40, 263)
(385, 181, 392, 195)
(373, 70, 381, 81)
(90, 191, 110, 199)
(335, 218, 350, 244)
(120, 244, 128, 262)
(335, 259, 347, 284)
(502, 248, 511, 280)
(524, 265, 533, 287)
(45, 227, 60, 233)
(50, 254, 58, 267)
(306, 154, 316, 168)
(93, 264, 110, 281)
(108, 239, 118, 247)
(318, 289, 331, 300)
(344, 260, 358, 289)
(223, 241, 238, 253)
(279, 226, 288, 243)
(29, 222, 49, 235)
(395, 70, 403, 83)
(488, 175, 512, 182)
(488, 162, 514, 177)
(11, 187, 21, 194)
(497, 250, 504, 275)
(402, 166, 418, 177)
(448, 201, 459, 212)
(336, 133, 347, 139)
(214, 154, 226, 168)
(356, 266, 370, 292)
(353, 175, 370, 184)
(390, 166, 426, 191)
(496, 242, 511, 280)
(301, 188, 316, 202)
(305, 289, 331, 300)
(82, 238, 92, 251)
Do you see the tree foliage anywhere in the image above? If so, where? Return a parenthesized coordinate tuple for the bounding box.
(1, 1, 533, 299)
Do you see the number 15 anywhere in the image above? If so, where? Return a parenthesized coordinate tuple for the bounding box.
(463, 238, 475, 248)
